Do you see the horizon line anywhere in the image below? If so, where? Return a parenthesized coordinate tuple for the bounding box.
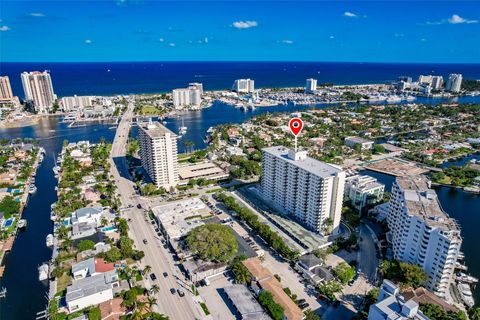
(2, 60, 480, 65)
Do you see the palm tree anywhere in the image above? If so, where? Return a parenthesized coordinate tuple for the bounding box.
(143, 265, 152, 276)
(146, 296, 157, 312)
(149, 284, 160, 295)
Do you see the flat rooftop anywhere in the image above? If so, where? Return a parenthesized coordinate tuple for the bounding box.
(345, 136, 373, 144)
(224, 285, 271, 320)
(396, 176, 459, 231)
(139, 121, 176, 138)
(151, 198, 211, 240)
(178, 162, 228, 180)
(262, 146, 343, 178)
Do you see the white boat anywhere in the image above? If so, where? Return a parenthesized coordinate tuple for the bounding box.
(38, 264, 49, 281)
(386, 95, 402, 103)
(457, 282, 475, 308)
(17, 219, 27, 229)
(46, 234, 54, 247)
(0, 287, 6, 298)
(456, 272, 479, 284)
(177, 135, 183, 139)
(28, 185, 37, 194)
(179, 119, 188, 134)
(52, 166, 60, 175)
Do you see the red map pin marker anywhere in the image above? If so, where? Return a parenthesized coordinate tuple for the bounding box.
(289, 118, 303, 137)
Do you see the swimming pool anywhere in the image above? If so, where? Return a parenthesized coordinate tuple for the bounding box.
(3, 218, 15, 228)
(100, 226, 117, 233)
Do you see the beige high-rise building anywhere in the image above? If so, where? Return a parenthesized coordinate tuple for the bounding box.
(0, 76, 14, 100)
(21, 71, 56, 113)
(138, 121, 179, 190)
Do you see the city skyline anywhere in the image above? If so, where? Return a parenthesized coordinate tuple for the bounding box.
(1, 1, 480, 63)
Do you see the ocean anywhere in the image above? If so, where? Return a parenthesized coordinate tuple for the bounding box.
(1, 61, 480, 97)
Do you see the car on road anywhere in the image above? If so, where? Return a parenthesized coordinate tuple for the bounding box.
(149, 273, 157, 281)
(163, 272, 168, 278)
(298, 302, 309, 310)
(170, 288, 176, 294)
(143, 239, 148, 244)
(137, 204, 142, 209)
(177, 289, 185, 297)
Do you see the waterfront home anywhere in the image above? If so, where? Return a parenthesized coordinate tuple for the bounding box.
(66, 270, 120, 313)
(72, 257, 115, 280)
(71, 207, 105, 226)
(345, 136, 374, 151)
(76, 242, 111, 262)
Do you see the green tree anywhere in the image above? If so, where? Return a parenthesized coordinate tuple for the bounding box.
(333, 262, 356, 284)
(185, 224, 238, 262)
(258, 290, 285, 320)
(88, 306, 101, 320)
(230, 255, 252, 284)
(304, 309, 321, 320)
(0, 195, 20, 218)
(77, 240, 95, 252)
(104, 247, 122, 262)
(469, 307, 480, 320)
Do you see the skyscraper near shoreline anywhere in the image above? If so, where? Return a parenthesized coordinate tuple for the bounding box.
(138, 121, 179, 190)
(172, 84, 202, 109)
(232, 79, 255, 93)
(0, 76, 14, 100)
(21, 70, 56, 113)
(446, 74, 462, 93)
(305, 78, 317, 94)
(387, 175, 461, 297)
(260, 146, 345, 235)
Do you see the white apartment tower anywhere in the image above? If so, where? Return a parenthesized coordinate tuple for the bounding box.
(305, 78, 317, 94)
(138, 121, 179, 189)
(0, 76, 14, 100)
(233, 79, 255, 93)
(387, 176, 462, 297)
(21, 71, 56, 113)
(61, 95, 96, 111)
(344, 173, 385, 212)
(172, 85, 202, 109)
(261, 146, 345, 235)
(446, 74, 462, 93)
(418, 75, 443, 90)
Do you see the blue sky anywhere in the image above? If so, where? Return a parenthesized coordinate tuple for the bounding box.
(0, 1, 479, 62)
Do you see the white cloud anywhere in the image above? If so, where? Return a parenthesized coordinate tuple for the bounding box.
(394, 33, 405, 37)
(168, 43, 176, 47)
(0, 26, 10, 31)
(421, 38, 427, 42)
(448, 14, 478, 24)
(281, 40, 293, 44)
(84, 39, 92, 44)
(329, 35, 335, 39)
(159, 38, 165, 42)
(426, 14, 478, 25)
(204, 37, 209, 43)
(232, 20, 258, 29)
(29, 12, 45, 17)
(344, 11, 357, 18)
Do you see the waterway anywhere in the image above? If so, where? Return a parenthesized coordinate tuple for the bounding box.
(0, 101, 479, 318)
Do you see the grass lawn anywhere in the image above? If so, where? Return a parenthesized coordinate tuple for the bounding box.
(140, 105, 161, 115)
(200, 302, 210, 315)
(57, 273, 72, 293)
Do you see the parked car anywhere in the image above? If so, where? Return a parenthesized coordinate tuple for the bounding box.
(137, 204, 142, 209)
(297, 299, 306, 304)
(163, 272, 168, 278)
(143, 239, 148, 244)
(170, 288, 176, 294)
(299, 302, 310, 310)
(150, 273, 157, 281)
(177, 289, 185, 297)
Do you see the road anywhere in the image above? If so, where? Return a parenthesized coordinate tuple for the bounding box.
(358, 224, 379, 283)
(109, 100, 203, 320)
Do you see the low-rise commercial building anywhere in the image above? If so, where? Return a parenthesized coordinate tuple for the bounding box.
(224, 285, 271, 320)
(344, 136, 374, 150)
(177, 161, 229, 184)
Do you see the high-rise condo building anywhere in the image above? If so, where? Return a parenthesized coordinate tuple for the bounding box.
(188, 82, 203, 95)
(172, 85, 202, 109)
(305, 78, 317, 94)
(0, 76, 14, 100)
(138, 121, 179, 189)
(232, 79, 255, 93)
(446, 74, 462, 93)
(418, 75, 443, 90)
(387, 175, 461, 297)
(61, 95, 96, 111)
(260, 146, 345, 235)
(21, 71, 56, 113)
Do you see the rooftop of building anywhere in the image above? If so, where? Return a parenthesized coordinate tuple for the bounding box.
(262, 146, 343, 178)
(66, 271, 118, 302)
(224, 285, 271, 320)
(395, 176, 459, 231)
(345, 136, 374, 144)
(402, 287, 459, 313)
(139, 121, 176, 138)
(178, 161, 227, 180)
